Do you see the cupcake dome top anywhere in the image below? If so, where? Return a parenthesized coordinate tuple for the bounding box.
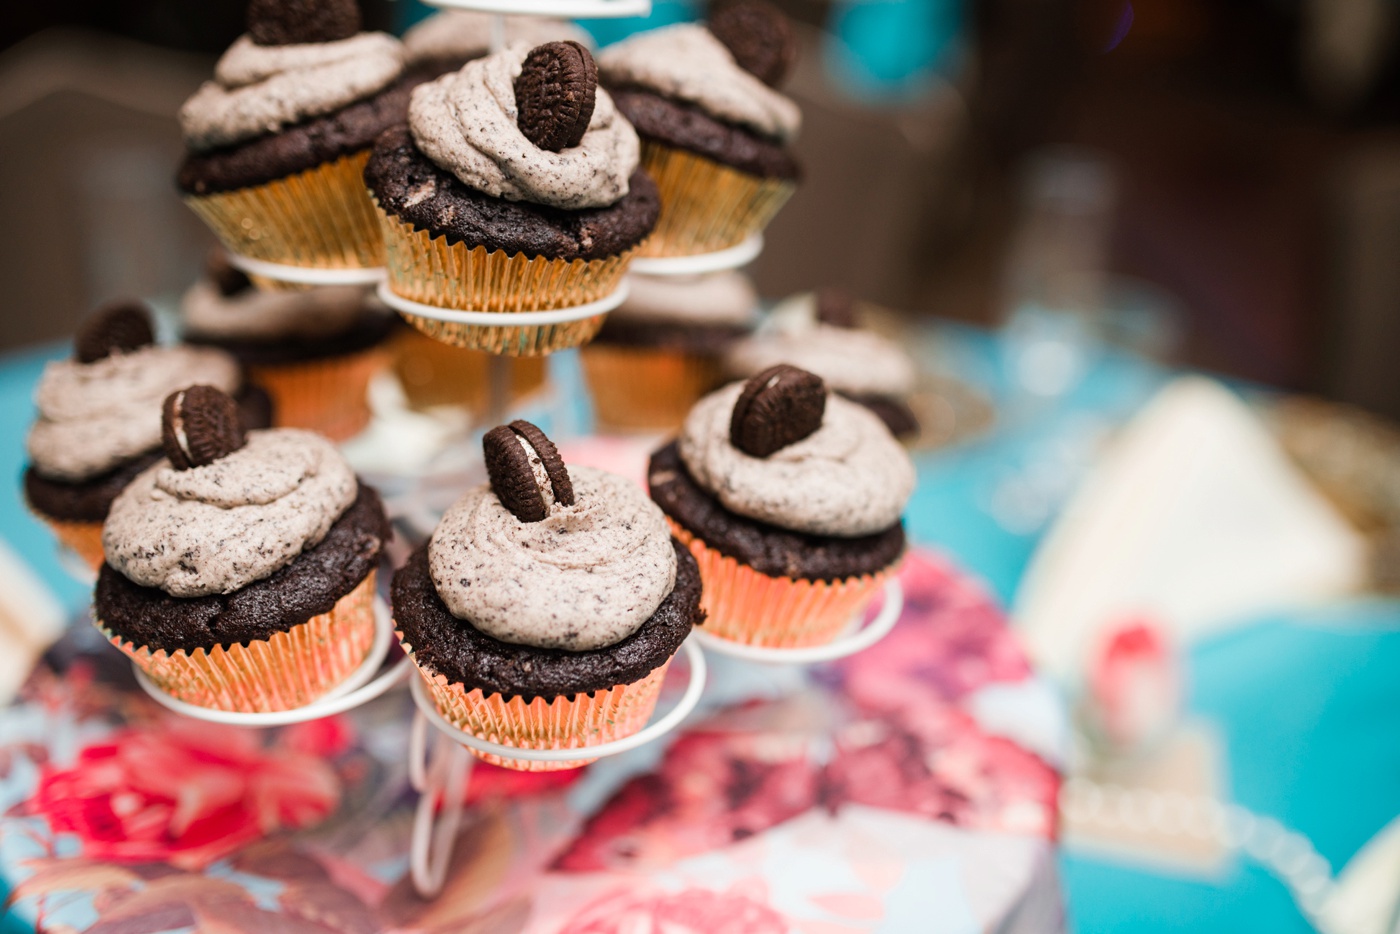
(679, 367, 916, 537)
(103, 387, 358, 598)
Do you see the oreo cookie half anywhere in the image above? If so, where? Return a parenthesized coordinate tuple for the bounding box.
(206, 248, 253, 298)
(515, 41, 599, 152)
(162, 385, 248, 470)
(729, 364, 826, 458)
(483, 420, 575, 522)
(708, 0, 797, 88)
(74, 300, 156, 364)
(247, 0, 361, 47)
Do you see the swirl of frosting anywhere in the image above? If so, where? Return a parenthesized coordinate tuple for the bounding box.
(102, 429, 357, 597)
(598, 24, 801, 143)
(727, 324, 918, 397)
(180, 32, 405, 151)
(409, 44, 639, 210)
(680, 382, 914, 536)
(429, 465, 677, 651)
(403, 12, 590, 67)
(182, 280, 373, 342)
(27, 345, 241, 482)
(612, 270, 758, 328)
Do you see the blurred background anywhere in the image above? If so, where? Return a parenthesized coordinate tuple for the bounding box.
(2, 2, 1400, 933)
(3, 0, 1400, 420)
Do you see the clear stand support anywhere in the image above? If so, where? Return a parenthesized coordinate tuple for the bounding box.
(406, 638, 706, 897)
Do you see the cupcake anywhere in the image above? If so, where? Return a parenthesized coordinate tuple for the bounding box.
(182, 250, 394, 440)
(726, 288, 921, 438)
(365, 40, 659, 355)
(96, 386, 390, 712)
(598, 0, 801, 257)
(393, 420, 702, 770)
(581, 270, 758, 430)
(23, 303, 272, 571)
(177, 0, 409, 275)
(403, 11, 591, 80)
(649, 365, 914, 647)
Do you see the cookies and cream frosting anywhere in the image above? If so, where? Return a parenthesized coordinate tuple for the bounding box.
(727, 324, 918, 397)
(679, 382, 914, 536)
(611, 270, 758, 328)
(27, 345, 241, 482)
(182, 280, 372, 342)
(409, 43, 639, 210)
(404, 12, 590, 67)
(598, 23, 801, 142)
(180, 32, 405, 151)
(429, 464, 677, 652)
(102, 429, 357, 597)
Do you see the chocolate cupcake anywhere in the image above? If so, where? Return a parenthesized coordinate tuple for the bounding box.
(23, 303, 272, 571)
(365, 41, 659, 355)
(598, 0, 801, 257)
(392, 420, 702, 770)
(649, 365, 914, 647)
(403, 11, 592, 81)
(581, 270, 758, 430)
(182, 250, 394, 440)
(177, 0, 409, 275)
(725, 289, 921, 439)
(96, 386, 390, 712)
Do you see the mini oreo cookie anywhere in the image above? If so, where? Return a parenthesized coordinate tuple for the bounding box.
(483, 420, 574, 522)
(75, 301, 155, 364)
(162, 385, 247, 471)
(206, 248, 253, 298)
(815, 286, 858, 329)
(515, 41, 598, 152)
(247, 0, 361, 47)
(708, 0, 797, 88)
(730, 364, 826, 458)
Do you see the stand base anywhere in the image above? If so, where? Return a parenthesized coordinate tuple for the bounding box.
(225, 253, 386, 287)
(628, 234, 764, 277)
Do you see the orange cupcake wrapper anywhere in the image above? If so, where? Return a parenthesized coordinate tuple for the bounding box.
(671, 522, 894, 648)
(396, 637, 672, 772)
(44, 518, 106, 572)
(374, 202, 631, 356)
(581, 344, 724, 431)
(390, 328, 547, 411)
(184, 151, 385, 271)
(248, 345, 391, 442)
(636, 142, 796, 258)
(101, 571, 378, 712)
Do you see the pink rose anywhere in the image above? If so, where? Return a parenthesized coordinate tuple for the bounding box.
(28, 718, 339, 870)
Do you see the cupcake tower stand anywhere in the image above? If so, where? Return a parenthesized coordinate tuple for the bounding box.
(136, 0, 906, 903)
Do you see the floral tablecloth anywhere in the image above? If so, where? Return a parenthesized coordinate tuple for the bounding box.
(0, 550, 1063, 933)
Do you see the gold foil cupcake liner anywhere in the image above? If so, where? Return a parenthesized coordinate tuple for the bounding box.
(580, 344, 724, 431)
(397, 638, 672, 771)
(375, 203, 631, 356)
(101, 571, 378, 712)
(44, 518, 106, 573)
(184, 152, 385, 273)
(637, 142, 796, 258)
(249, 345, 392, 442)
(671, 523, 894, 648)
(390, 328, 547, 411)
